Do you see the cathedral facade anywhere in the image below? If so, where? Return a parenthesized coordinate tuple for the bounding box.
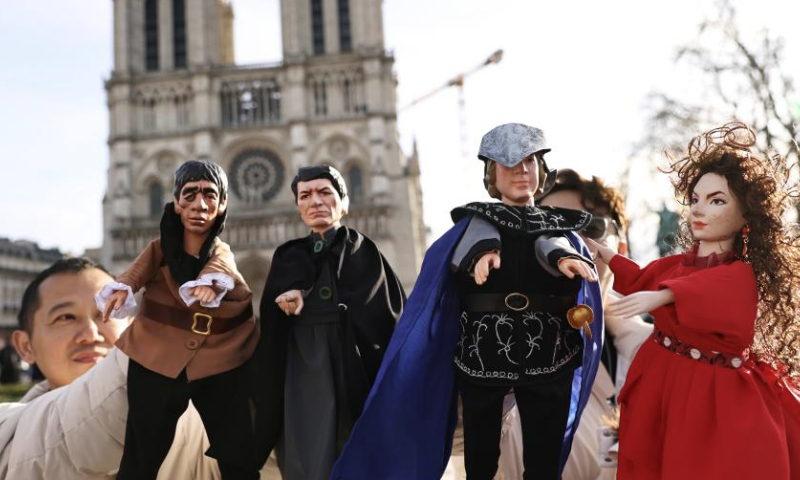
(101, 0, 426, 304)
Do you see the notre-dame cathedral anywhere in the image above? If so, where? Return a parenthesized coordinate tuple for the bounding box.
(100, 0, 426, 305)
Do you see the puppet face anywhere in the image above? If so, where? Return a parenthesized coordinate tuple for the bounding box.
(297, 178, 346, 233)
(174, 180, 227, 235)
(494, 154, 539, 206)
(12, 269, 128, 389)
(689, 173, 746, 248)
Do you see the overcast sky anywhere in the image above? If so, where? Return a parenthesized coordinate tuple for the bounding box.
(1, 0, 798, 258)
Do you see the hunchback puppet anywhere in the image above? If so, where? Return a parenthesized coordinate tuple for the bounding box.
(331, 123, 605, 480)
(97, 160, 260, 480)
(250, 166, 406, 480)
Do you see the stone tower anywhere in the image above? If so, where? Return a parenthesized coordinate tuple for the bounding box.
(102, 0, 426, 305)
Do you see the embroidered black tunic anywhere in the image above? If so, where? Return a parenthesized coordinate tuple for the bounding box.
(450, 202, 593, 386)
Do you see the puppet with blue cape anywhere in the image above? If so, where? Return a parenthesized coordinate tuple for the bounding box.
(332, 123, 604, 479)
(330, 217, 603, 479)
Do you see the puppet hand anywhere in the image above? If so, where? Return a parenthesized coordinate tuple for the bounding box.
(607, 289, 674, 318)
(558, 258, 597, 282)
(102, 290, 127, 323)
(191, 285, 217, 304)
(276, 289, 304, 316)
(474, 252, 501, 286)
(585, 238, 617, 264)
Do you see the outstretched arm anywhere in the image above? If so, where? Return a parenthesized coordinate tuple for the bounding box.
(607, 289, 675, 318)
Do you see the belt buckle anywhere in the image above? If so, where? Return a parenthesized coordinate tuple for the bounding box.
(504, 292, 530, 312)
(191, 312, 213, 336)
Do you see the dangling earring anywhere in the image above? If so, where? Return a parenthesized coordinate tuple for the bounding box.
(740, 224, 750, 261)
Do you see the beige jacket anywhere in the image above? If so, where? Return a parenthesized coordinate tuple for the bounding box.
(0, 348, 221, 480)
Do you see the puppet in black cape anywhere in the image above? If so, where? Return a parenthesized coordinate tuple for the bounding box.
(329, 217, 604, 480)
(251, 225, 406, 466)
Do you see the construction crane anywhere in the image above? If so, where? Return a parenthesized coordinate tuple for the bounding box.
(400, 49, 504, 159)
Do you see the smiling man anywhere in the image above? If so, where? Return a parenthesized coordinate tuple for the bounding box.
(0, 257, 225, 479)
(252, 165, 406, 480)
(13, 258, 126, 389)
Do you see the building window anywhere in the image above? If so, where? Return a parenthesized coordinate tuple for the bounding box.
(220, 80, 281, 127)
(347, 164, 364, 199)
(145, 0, 159, 71)
(312, 78, 328, 116)
(229, 149, 286, 204)
(149, 182, 164, 217)
(338, 0, 351, 52)
(311, 0, 324, 55)
(173, 0, 187, 69)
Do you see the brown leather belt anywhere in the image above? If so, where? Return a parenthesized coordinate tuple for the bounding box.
(140, 298, 253, 336)
(463, 293, 574, 313)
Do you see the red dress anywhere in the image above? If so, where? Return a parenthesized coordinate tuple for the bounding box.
(609, 252, 800, 480)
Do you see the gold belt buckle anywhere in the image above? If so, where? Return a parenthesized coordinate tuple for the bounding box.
(504, 292, 530, 312)
(191, 312, 213, 336)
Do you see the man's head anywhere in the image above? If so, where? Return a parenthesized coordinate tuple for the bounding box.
(12, 258, 128, 389)
(173, 160, 228, 235)
(291, 166, 349, 234)
(539, 169, 628, 284)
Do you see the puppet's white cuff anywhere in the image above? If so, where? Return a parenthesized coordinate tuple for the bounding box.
(95, 282, 136, 318)
(179, 273, 234, 308)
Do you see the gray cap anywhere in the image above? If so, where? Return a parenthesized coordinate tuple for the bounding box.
(477, 123, 551, 167)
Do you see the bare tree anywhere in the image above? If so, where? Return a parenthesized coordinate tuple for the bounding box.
(636, 0, 799, 161)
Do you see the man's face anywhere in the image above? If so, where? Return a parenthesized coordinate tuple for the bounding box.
(174, 180, 226, 235)
(495, 155, 539, 206)
(539, 189, 625, 286)
(12, 269, 129, 389)
(296, 178, 345, 233)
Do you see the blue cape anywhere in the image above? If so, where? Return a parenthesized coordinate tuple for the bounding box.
(331, 218, 604, 480)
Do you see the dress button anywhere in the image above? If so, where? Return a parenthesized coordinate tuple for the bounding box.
(663, 337, 672, 347)
(731, 357, 742, 368)
(690, 348, 701, 359)
(186, 339, 200, 350)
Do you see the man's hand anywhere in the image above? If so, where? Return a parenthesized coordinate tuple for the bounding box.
(474, 252, 501, 286)
(102, 290, 128, 323)
(557, 258, 598, 282)
(191, 285, 217, 304)
(276, 289, 304, 316)
(607, 290, 675, 318)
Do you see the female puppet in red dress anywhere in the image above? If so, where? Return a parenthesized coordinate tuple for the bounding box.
(591, 122, 800, 480)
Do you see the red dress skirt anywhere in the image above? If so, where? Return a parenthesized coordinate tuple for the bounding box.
(609, 253, 800, 480)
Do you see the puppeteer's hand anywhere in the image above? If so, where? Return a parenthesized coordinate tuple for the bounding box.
(191, 285, 217, 304)
(276, 289, 304, 316)
(607, 289, 675, 318)
(558, 258, 598, 282)
(474, 252, 501, 286)
(585, 238, 617, 264)
(102, 290, 128, 323)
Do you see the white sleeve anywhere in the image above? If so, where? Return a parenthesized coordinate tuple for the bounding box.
(95, 282, 137, 318)
(178, 273, 235, 308)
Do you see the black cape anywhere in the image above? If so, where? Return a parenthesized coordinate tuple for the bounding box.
(252, 226, 406, 465)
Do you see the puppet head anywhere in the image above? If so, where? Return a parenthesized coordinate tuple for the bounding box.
(291, 165, 350, 233)
(478, 123, 556, 203)
(172, 160, 228, 235)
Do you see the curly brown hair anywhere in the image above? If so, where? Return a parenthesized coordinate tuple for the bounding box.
(666, 121, 800, 379)
(543, 168, 629, 233)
